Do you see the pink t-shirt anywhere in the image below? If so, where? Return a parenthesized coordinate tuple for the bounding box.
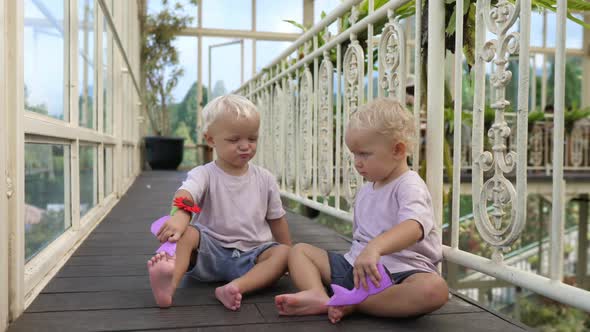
(178, 162, 286, 251)
(344, 170, 442, 274)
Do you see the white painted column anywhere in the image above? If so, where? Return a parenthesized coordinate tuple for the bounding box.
(196, 0, 203, 152)
(0, 0, 9, 328)
(6, 0, 25, 321)
(70, 0, 81, 230)
(582, 13, 590, 108)
(426, 0, 445, 232)
(303, 0, 314, 27)
(251, 0, 257, 76)
(113, 1, 123, 197)
(97, 10, 105, 203)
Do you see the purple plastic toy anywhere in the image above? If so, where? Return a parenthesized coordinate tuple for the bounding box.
(150, 216, 177, 256)
(326, 263, 394, 306)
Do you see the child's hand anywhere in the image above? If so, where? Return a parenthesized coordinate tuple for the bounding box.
(156, 212, 190, 243)
(353, 246, 382, 290)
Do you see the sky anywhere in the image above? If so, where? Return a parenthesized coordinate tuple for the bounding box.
(23, 0, 587, 119)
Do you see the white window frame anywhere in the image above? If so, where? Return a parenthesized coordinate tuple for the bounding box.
(1, 0, 143, 321)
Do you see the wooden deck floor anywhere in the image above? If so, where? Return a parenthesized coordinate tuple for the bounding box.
(8, 171, 530, 331)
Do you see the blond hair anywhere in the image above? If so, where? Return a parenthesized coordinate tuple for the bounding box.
(348, 98, 416, 154)
(202, 94, 258, 133)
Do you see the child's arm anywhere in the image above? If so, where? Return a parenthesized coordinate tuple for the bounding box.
(156, 189, 193, 243)
(268, 216, 292, 246)
(353, 219, 423, 290)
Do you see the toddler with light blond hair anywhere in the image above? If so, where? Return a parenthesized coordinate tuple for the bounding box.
(148, 94, 292, 310)
(275, 97, 448, 322)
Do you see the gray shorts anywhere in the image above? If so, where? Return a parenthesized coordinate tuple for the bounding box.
(186, 224, 278, 282)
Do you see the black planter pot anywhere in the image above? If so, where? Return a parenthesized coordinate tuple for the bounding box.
(144, 136, 184, 170)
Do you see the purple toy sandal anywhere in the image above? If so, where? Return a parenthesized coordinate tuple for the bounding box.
(326, 263, 394, 306)
(150, 197, 201, 257)
(150, 216, 177, 256)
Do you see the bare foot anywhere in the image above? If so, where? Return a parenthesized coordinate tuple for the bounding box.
(274, 290, 330, 316)
(215, 283, 242, 311)
(328, 305, 356, 324)
(147, 252, 176, 308)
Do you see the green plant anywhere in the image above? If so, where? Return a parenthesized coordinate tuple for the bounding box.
(518, 297, 590, 332)
(141, 0, 197, 136)
(528, 110, 546, 124)
(565, 106, 590, 131)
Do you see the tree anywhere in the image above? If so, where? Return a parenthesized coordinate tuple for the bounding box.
(212, 80, 227, 99)
(141, 0, 197, 136)
(170, 81, 208, 143)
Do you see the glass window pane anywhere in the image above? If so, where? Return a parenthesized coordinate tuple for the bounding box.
(530, 12, 544, 47)
(25, 143, 70, 261)
(257, 0, 302, 32)
(205, 38, 247, 100)
(566, 14, 584, 49)
(103, 13, 112, 134)
(156, 36, 200, 145)
(79, 145, 97, 217)
(256, 41, 291, 72)
(203, 0, 250, 30)
(24, 0, 67, 121)
(104, 146, 114, 196)
(79, 0, 95, 129)
(532, 12, 584, 49)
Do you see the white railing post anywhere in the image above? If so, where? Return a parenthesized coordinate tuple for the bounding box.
(426, 0, 445, 233)
(549, 0, 567, 282)
(412, 0, 422, 172)
(451, 0, 465, 250)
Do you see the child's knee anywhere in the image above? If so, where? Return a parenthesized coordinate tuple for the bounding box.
(290, 243, 312, 258)
(422, 277, 449, 309)
(273, 244, 290, 263)
(275, 244, 290, 255)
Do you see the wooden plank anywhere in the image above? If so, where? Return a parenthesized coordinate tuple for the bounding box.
(252, 307, 525, 331)
(80, 237, 159, 247)
(8, 304, 265, 332)
(42, 276, 151, 293)
(29, 277, 298, 312)
(65, 254, 153, 266)
(56, 264, 147, 278)
(73, 245, 156, 256)
(86, 232, 154, 242)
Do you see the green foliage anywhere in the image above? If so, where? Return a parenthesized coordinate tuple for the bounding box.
(519, 297, 590, 332)
(142, 0, 197, 136)
(528, 110, 546, 124)
(565, 106, 590, 131)
(169, 82, 208, 143)
(25, 210, 66, 261)
(545, 57, 584, 111)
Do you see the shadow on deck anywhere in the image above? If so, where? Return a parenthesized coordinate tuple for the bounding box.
(8, 171, 530, 331)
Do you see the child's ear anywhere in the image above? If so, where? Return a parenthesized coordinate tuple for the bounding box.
(204, 133, 215, 148)
(392, 142, 406, 158)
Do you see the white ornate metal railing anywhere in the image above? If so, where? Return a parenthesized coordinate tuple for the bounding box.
(455, 114, 590, 172)
(235, 0, 590, 312)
